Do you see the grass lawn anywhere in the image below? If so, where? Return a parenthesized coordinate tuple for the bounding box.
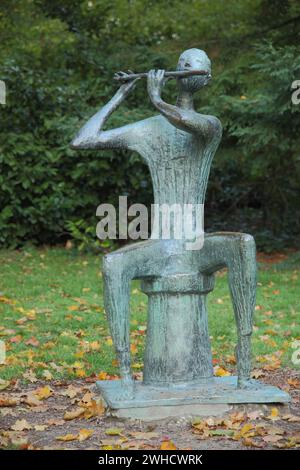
(0, 246, 299, 382)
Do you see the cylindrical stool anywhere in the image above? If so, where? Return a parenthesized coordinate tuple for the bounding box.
(141, 272, 215, 386)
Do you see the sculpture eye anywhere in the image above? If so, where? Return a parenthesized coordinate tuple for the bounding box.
(185, 62, 191, 67)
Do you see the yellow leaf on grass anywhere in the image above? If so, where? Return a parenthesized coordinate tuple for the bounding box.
(56, 433, 78, 441)
(0, 379, 10, 391)
(97, 371, 108, 380)
(78, 429, 94, 441)
(25, 337, 40, 347)
(75, 369, 86, 378)
(64, 407, 85, 421)
(23, 370, 38, 383)
(10, 335, 22, 344)
(90, 341, 101, 351)
(68, 305, 79, 311)
(130, 344, 138, 354)
(42, 370, 53, 381)
(160, 440, 177, 450)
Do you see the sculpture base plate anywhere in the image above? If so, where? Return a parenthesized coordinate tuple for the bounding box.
(96, 377, 290, 410)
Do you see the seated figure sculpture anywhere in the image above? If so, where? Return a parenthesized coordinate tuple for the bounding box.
(71, 49, 289, 407)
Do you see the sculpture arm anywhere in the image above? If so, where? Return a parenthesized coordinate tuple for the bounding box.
(147, 69, 217, 136)
(151, 98, 214, 135)
(70, 79, 138, 150)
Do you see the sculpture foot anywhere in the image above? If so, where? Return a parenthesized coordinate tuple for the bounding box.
(115, 376, 135, 401)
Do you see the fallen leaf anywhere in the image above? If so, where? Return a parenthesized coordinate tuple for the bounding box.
(84, 399, 105, 418)
(129, 431, 159, 440)
(10, 435, 29, 449)
(251, 369, 265, 379)
(97, 371, 108, 380)
(160, 439, 177, 450)
(287, 379, 300, 389)
(42, 370, 53, 381)
(11, 419, 32, 431)
(34, 424, 48, 431)
(243, 437, 264, 448)
(282, 414, 300, 423)
(10, 335, 22, 344)
(56, 433, 78, 441)
(263, 435, 284, 444)
(59, 385, 82, 399)
(105, 427, 124, 436)
(23, 370, 38, 383)
(234, 423, 255, 440)
(75, 368, 86, 378)
(0, 379, 10, 391)
(34, 386, 53, 400)
(214, 366, 231, 377)
(46, 419, 65, 426)
(64, 407, 85, 421)
(210, 429, 234, 437)
(247, 410, 263, 420)
(0, 397, 17, 407)
(78, 429, 94, 441)
(25, 337, 40, 348)
(23, 392, 41, 407)
(266, 408, 280, 421)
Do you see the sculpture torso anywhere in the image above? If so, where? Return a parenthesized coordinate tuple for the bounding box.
(131, 114, 222, 206)
(128, 114, 222, 240)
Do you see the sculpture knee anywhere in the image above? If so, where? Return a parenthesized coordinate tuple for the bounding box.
(226, 233, 256, 269)
(102, 253, 121, 286)
(102, 252, 133, 288)
(239, 233, 256, 257)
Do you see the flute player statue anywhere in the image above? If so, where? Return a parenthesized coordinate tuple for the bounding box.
(71, 49, 289, 410)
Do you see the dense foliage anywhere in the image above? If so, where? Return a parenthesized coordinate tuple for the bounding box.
(0, 0, 299, 250)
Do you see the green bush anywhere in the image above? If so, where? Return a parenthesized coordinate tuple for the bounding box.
(0, 0, 299, 251)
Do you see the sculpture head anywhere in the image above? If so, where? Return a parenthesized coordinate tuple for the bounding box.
(176, 48, 211, 94)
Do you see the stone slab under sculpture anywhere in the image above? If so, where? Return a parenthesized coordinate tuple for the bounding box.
(71, 48, 290, 408)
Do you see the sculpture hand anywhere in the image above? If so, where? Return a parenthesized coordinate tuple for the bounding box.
(147, 69, 166, 102)
(114, 70, 140, 96)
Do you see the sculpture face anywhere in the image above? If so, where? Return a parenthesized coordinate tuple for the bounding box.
(176, 48, 211, 93)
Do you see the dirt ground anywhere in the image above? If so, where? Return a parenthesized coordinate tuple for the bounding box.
(0, 368, 299, 450)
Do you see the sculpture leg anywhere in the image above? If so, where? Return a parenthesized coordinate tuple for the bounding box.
(226, 235, 256, 387)
(198, 233, 256, 388)
(102, 254, 132, 397)
(102, 240, 165, 398)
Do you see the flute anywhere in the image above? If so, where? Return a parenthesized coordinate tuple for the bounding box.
(114, 69, 211, 82)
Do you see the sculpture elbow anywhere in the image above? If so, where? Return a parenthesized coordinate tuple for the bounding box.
(70, 135, 83, 149)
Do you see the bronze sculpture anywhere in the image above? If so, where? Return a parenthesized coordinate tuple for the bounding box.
(71, 49, 289, 409)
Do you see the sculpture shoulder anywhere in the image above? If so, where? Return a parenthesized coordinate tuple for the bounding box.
(127, 115, 164, 150)
(205, 115, 223, 141)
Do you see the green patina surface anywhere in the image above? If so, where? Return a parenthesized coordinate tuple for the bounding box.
(71, 49, 290, 405)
